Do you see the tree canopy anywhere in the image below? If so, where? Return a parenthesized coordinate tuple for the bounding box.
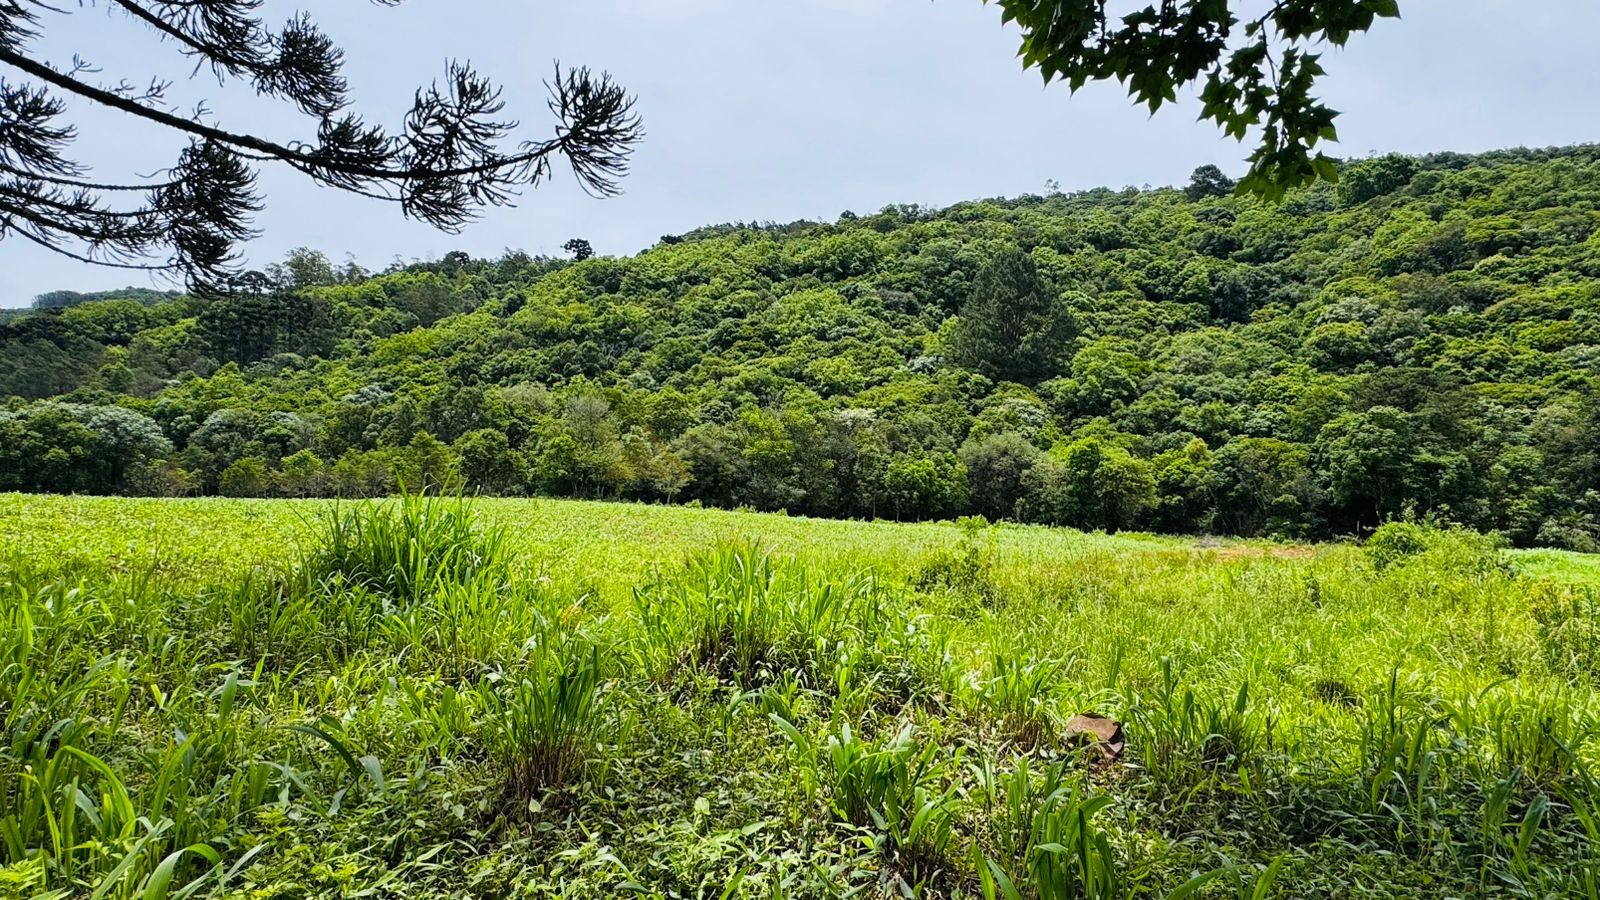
(3, 145, 1599, 550)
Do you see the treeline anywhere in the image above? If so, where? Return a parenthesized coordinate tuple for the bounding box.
(4, 146, 1600, 548)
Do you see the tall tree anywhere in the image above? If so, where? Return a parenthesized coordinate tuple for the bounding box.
(563, 238, 595, 261)
(0, 1, 642, 290)
(960, 432, 1040, 521)
(947, 245, 1074, 385)
(987, 0, 1401, 198)
(1185, 164, 1236, 201)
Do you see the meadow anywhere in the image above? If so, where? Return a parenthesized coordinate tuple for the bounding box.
(1, 492, 1598, 898)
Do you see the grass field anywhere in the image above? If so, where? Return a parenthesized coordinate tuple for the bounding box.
(2, 493, 1598, 898)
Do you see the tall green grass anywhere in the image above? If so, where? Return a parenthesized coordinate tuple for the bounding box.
(298, 492, 508, 604)
(2, 492, 1599, 896)
(479, 636, 607, 799)
(972, 756, 1122, 900)
(633, 544, 886, 687)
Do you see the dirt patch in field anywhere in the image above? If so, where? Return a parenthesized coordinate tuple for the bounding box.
(1202, 544, 1315, 562)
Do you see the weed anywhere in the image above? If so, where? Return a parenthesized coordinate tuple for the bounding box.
(773, 716, 960, 889)
(478, 636, 607, 800)
(1131, 658, 1266, 784)
(973, 756, 1124, 900)
(633, 544, 884, 687)
(912, 515, 1001, 607)
(972, 651, 1071, 746)
(1531, 580, 1600, 681)
(297, 492, 508, 605)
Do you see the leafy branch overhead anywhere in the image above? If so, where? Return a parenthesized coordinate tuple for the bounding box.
(0, 0, 642, 291)
(990, 0, 1401, 198)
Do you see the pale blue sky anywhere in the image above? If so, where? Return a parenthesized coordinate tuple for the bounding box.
(3, 0, 1597, 306)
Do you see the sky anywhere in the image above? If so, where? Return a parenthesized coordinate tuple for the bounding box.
(3, 0, 1598, 307)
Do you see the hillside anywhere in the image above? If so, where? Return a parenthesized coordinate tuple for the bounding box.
(4, 146, 1600, 547)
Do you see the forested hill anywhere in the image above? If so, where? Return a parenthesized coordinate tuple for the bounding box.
(4, 146, 1600, 548)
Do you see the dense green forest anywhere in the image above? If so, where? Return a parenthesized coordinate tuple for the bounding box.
(5, 146, 1600, 548)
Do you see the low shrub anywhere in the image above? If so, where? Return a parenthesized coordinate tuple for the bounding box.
(1366, 519, 1508, 574)
(911, 516, 1001, 607)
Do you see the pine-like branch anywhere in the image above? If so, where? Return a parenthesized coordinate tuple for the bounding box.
(0, 0, 641, 290)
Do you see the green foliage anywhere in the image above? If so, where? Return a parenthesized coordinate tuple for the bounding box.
(217, 455, 270, 497)
(274, 448, 330, 497)
(1365, 520, 1431, 570)
(947, 245, 1076, 384)
(1023, 436, 1155, 532)
(196, 289, 334, 366)
(478, 636, 606, 798)
(6, 149, 1600, 547)
(960, 433, 1041, 522)
(1338, 152, 1420, 205)
(973, 651, 1067, 744)
(1366, 519, 1507, 573)
(912, 516, 1002, 606)
(973, 757, 1123, 900)
(1130, 657, 1267, 785)
(1185, 164, 1237, 201)
(297, 491, 508, 604)
(31, 286, 183, 311)
(775, 718, 960, 887)
(0, 402, 170, 494)
(881, 452, 970, 521)
(1529, 581, 1600, 680)
(1316, 407, 1418, 527)
(455, 427, 528, 494)
(2, 493, 1600, 895)
(990, 0, 1402, 197)
(634, 544, 884, 686)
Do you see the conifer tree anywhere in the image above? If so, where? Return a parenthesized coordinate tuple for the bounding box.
(948, 245, 1074, 384)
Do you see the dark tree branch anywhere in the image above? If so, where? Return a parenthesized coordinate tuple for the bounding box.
(0, 0, 642, 290)
(0, 161, 178, 191)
